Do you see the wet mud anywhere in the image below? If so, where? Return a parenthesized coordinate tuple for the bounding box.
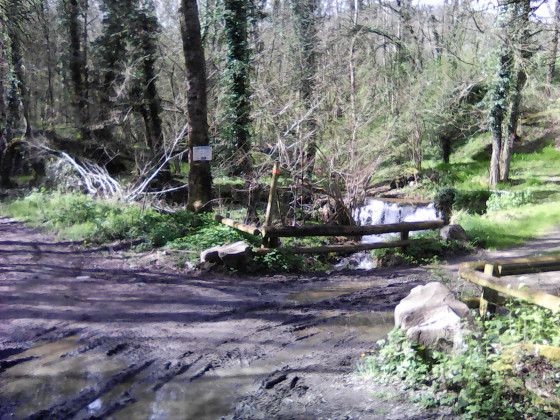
(0, 217, 453, 419)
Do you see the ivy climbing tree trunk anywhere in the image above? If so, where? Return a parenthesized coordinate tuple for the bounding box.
(178, 0, 212, 212)
(222, 0, 253, 175)
(488, 0, 532, 187)
(500, 0, 531, 182)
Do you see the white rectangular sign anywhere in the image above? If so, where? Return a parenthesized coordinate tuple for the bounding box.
(193, 146, 212, 161)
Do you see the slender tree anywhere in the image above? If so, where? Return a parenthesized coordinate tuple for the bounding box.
(178, 0, 212, 211)
(0, 0, 34, 187)
(61, 0, 90, 140)
(488, 0, 532, 186)
(221, 0, 253, 174)
(0, 6, 9, 187)
(500, 0, 531, 182)
(290, 0, 320, 173)
(128, 0, 163, 152)
(548, 0, 560, 84)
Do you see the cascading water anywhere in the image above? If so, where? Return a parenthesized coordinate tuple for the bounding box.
(352, 198, 439, 244)
(333, 198, 440, 271)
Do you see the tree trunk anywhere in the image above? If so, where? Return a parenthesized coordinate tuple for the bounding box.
(65, 0, 88, 140)
(223, 0, 253, 175)
(178, 0, 212, 212)
(500, 0, 531, 183)
(0, 10, 9, 187)
(9, 29, 31, 138)
(489, 101, 504, 188)
(40, 1, 56, 125)
(549, 0, 560, 84)
(291, 0, 319, 174)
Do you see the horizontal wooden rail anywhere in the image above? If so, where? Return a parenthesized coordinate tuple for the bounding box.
(458, 259, 560, 313)
(213, 215, 261, 236)
(254, 238, 437, 255)
(261, 220, 444, 238)
(488, 256, 560, 276)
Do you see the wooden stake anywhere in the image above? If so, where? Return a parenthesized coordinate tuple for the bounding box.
(263, 162, 281, 248)
(264, 161, 280, 227)
(400, 230, 409, 252)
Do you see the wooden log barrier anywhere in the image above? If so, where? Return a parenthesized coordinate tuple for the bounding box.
(253, 238, 437, 255)
(261, 220, 445, 239)
(213, 215, 261, 236)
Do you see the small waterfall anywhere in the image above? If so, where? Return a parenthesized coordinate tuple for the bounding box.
(352, 198, 439, 244)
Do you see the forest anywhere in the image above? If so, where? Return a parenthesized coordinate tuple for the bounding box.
(1, 0, 558, 218)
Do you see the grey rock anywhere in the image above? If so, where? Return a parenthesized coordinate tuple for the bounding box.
(440, 224, 469, 242)
(332, 252, 375, 271)
(200, 241, 253, 269)
(394, 282, 473, 352)
(200, 246, 221, 264)
(218, 241, 253, 269)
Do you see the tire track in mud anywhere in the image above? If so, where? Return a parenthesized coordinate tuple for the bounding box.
(0, 216, 436, 419)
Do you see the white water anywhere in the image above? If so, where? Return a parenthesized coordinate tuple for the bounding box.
(352, 199, 439, 244)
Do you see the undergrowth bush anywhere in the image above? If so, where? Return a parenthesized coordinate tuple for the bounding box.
(254, 248, 304, 272)
(453, 190, 491, 215)
(486, 190, 535, 212)
(362, 305, 560, 418)
(371, 232, 471, 266)
(0, 191, 256, 254)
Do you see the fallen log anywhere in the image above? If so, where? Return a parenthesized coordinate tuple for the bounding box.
(261, 220, 445, 238)
(253, 238, 437, 255)
(213, 215, 261, 236)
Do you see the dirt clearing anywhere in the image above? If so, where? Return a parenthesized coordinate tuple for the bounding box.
(0, 216, 456, 419)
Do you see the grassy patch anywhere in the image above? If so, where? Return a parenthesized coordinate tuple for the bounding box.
(457, 201, 560, 249)
(0, 191, 258, 260)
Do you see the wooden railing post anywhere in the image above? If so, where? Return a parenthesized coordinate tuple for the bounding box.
(263, 162, 280, 248)
(480, 264, 499, 316)
(400, 230, 409, 252)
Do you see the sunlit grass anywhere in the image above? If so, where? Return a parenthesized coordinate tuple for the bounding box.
(457, 201, 560, 249)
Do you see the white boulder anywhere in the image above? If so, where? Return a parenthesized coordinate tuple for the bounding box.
(395, 282, 473, 352)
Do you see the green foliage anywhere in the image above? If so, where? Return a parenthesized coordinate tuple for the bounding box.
(168, 216, 260, 254)
(0, 191, 271, 267)
(362, 305, 560, 418)
(453, 190, 491, 215)
(371, 232, 471, 266)
(0, 191, 198, 247)
(433, 188, 455, 221)
(255, 248, 304, 272)
(486, 190, 535, 212)
(457, 201, 560, 249)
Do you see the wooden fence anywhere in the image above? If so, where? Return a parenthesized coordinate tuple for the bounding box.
(458, 256, 560, 315)
(213, 214, 445, 255)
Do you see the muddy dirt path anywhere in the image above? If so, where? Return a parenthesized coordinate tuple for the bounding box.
(2, 218, 559, 419)
(0, 217, 443, 419)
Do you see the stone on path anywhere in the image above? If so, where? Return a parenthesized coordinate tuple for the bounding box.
(200, 241, 253, 269)
(440, 224, 469, 242)
(394, 282, 473, 352)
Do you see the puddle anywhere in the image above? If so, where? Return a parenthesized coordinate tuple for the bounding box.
(0, 336, 127, 418)
(286, 281, 379, 305)
(114, 366, 270, 420)
(1, 283, 396, 419)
